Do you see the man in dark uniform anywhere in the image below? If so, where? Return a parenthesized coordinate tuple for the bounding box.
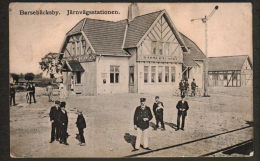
(133, 98, 153, 151)
(191, 79, 198, 97)
(31, 83, 36, 103)
(10, 83, 16, 106)
(184, 79, 189, 96)
(49, 101, 60, 143)
(76, 109, 86, 146)
(153, 96, 165, 131)
(176, 95, 189, 131)
(59, 102, 69, 145)
(179, 80, 185, 96)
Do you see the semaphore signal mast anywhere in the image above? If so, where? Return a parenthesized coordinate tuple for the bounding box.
(191, 5, 219, 97)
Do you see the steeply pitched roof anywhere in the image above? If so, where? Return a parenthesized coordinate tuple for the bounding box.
(180, 33, 206, 60)
(82, 19, 128, 55)
(67, 19, 85, 35)
(181, 33, 205, 67)
(183, 53, 199, 67)
(66, 60, 85, 72)
(208, 55, 249, 71)
(64, 10, 202, 59)
(124, 10, 162, 48)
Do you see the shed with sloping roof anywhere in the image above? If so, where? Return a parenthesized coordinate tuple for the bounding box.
(208, 55, 252, 87)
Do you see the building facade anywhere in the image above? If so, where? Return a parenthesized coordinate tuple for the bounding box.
(208, 55, 253, 87)
(59, 4, 206, 95)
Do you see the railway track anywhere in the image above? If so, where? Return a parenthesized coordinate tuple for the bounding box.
(125, 125, 253, 158)
(200, 139, 253, 156)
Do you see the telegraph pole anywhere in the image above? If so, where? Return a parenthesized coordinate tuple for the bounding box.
(191, 6, 219, 97)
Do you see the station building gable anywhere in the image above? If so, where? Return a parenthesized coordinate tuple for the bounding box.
(137, 14, 184, 63)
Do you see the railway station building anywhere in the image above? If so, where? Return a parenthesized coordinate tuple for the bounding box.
(59, 4, 206, 95)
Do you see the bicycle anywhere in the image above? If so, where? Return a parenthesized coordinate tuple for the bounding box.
(173, 89, 181, 97)
(190, 87, 202, 97)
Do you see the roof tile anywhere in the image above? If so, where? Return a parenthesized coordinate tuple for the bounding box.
(208, 55, 248, 71)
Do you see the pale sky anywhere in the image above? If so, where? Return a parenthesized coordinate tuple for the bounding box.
(9, 3, 252, 74)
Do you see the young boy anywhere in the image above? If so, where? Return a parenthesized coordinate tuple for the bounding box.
(76, 109, 86, 146)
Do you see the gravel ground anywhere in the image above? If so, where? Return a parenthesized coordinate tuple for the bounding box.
(10, 87, 253, 158)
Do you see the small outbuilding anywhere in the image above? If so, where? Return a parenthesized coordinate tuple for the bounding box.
(208, 55, 252, 87)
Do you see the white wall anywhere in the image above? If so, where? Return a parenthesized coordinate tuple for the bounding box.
(137, 62, 182, 93)
(80, 62, 97, 96)
(96, 56, 129, 94)
(188, 60, 204, 89)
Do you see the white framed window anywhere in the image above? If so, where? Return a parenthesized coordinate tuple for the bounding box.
(158, 66, 163, 83)
(151, 66, 156, 83)
(171, 66, 176, 82)
(144, 66, 149, 83)
(110, 66, 120, 83)
(165, 66, 169, 82)
(77, 41, 81, 56)
(82, 40, 86, 55)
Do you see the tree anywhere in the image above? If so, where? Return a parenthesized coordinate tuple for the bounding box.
(39, 52, 63, 79)
(11, 73, 19, 84)
(24, 73, 35, 82)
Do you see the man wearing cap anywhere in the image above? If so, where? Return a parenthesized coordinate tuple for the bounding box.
(133, 98, 153, 151)
(153, 96, 165, 131)
(49, 100, 60, 143)
(59, 102, 69, 145)
(176, 95, 189, 131)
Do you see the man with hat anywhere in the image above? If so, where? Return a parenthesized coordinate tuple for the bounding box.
(59, 101, 69, 145)
(133, 98, 153, 151)
(176, 95, 190, 131)
(49, 100, 60, 143)
(10, 83, 16, 106)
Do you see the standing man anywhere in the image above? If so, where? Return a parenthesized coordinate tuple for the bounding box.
(191, 79, 198, 97)
(49, 100, 60, 143)
(59, 102, 69, 145)
(10, 83, 16, 106)
(133, 98, 153, 151)
(31, 83, 36, 103)
(176, 95, 189, 131)
(76, 109, 86, 146)
(27, 84, 33, 104)
(179, 80, 185, 96)
(184, 79, 189, 96)
(152, 96, 165, 131)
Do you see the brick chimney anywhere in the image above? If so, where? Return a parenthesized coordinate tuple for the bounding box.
(128, 3, 140, 21)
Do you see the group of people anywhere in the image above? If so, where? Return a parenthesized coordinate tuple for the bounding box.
(133, 95, 189, 151)
(49, 100, 86, 146)
(9, 82, 37, 106)
(179, 78, 198, 97)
